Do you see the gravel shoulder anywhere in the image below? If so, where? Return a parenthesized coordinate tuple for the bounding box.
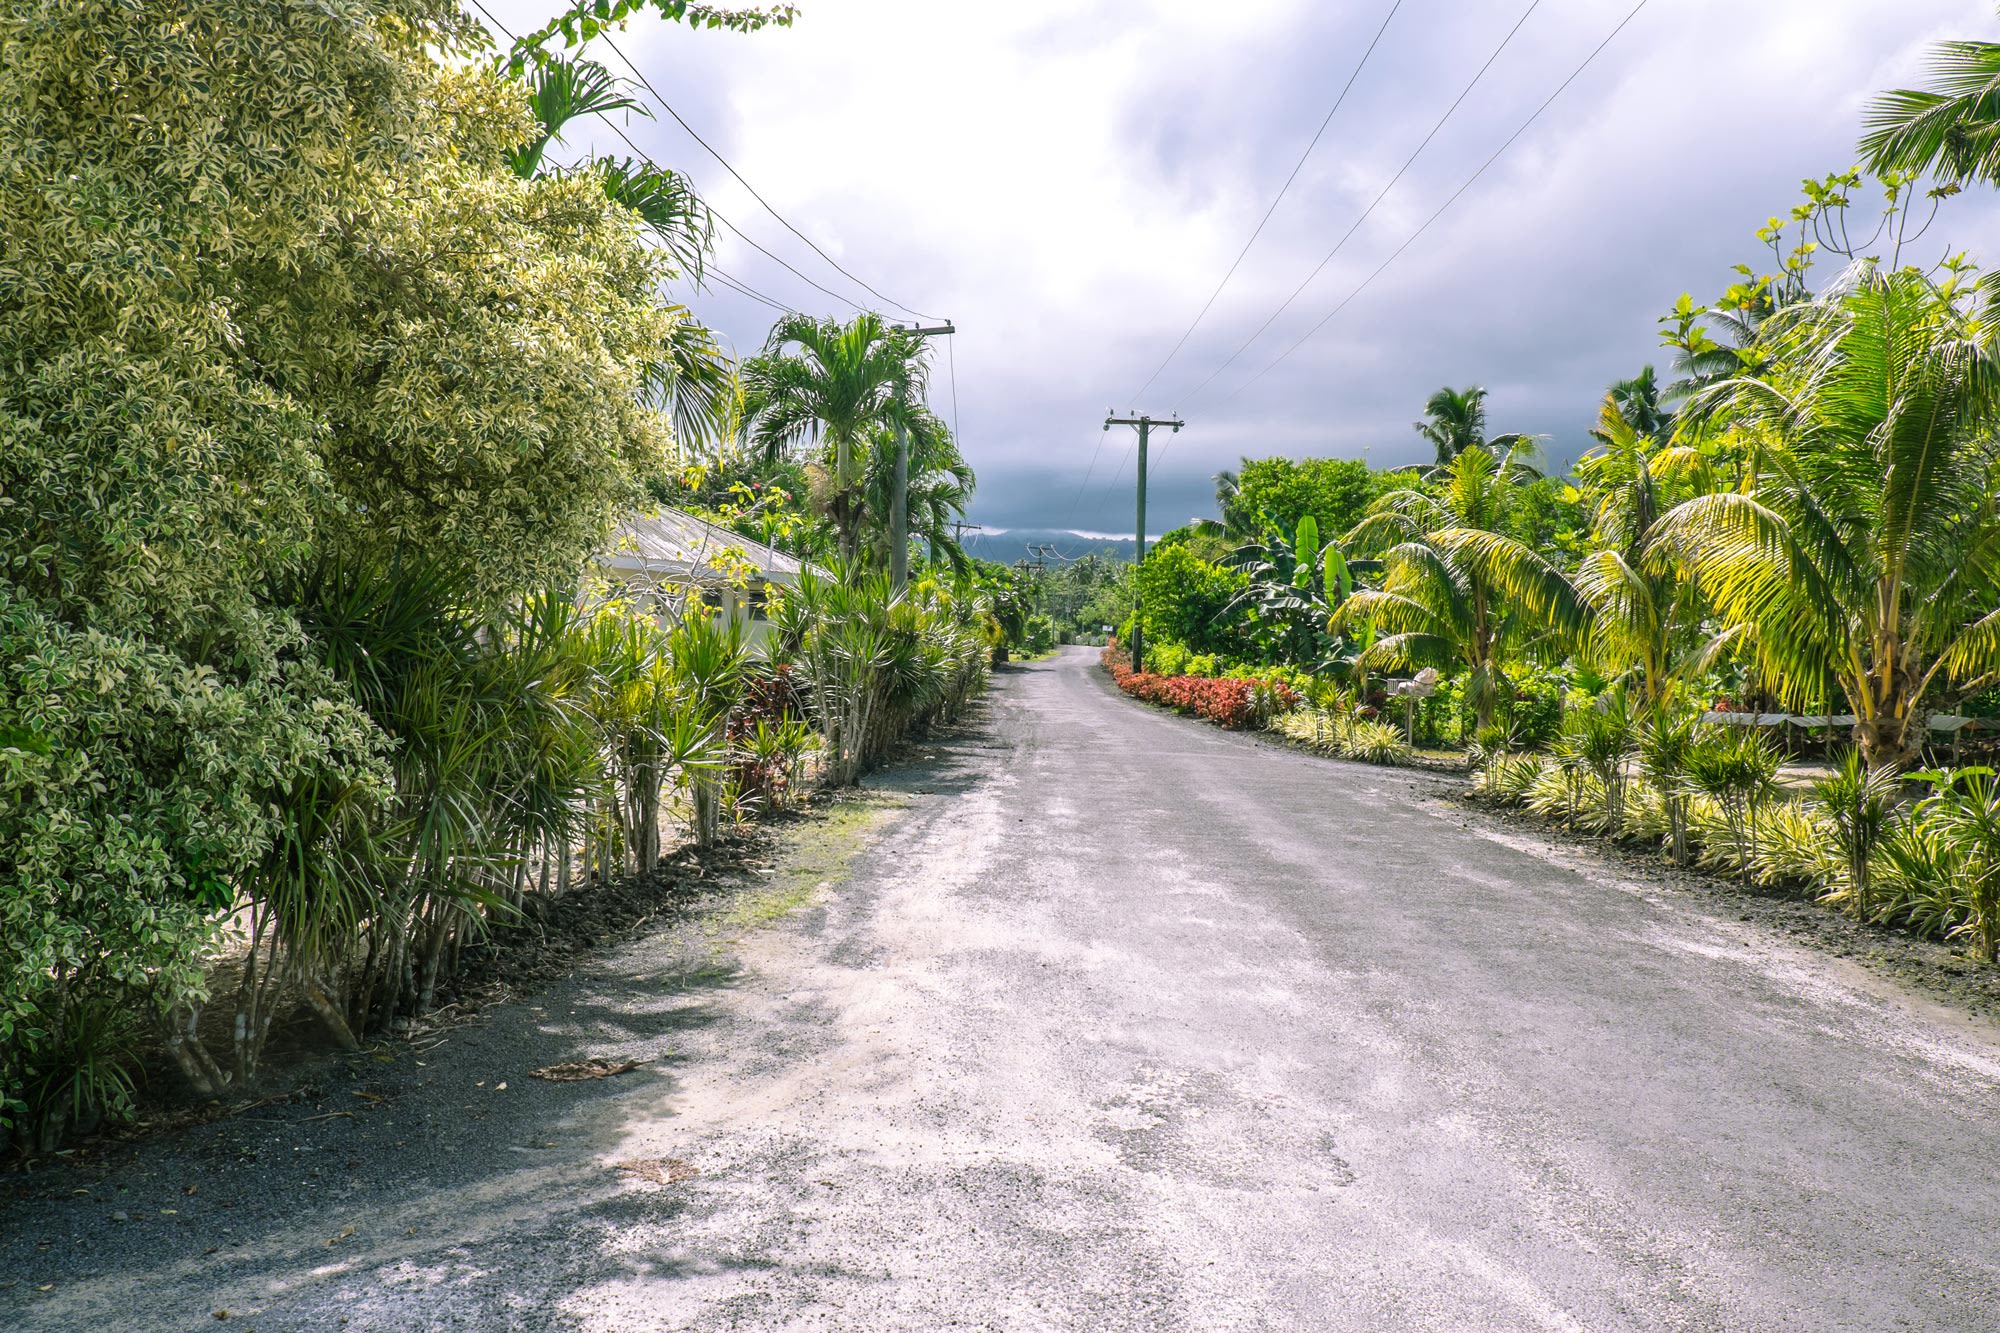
(0, 791, 916, 1332)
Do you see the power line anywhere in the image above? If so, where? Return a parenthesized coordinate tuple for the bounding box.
(555, 86, 865, 311)
(572, 87, 859, 313)
(708, 206, 869, 314)
(470, 0, 518, 41)
(1064, 424, 1121, 526)
(529, 50, 867, 313)
(597, 29, 940, 323)
(475, 0, 892, 319)
(1168, 0, 1543, 417)
(1127, 0, 1403, 406)
(707, 265, 794, 313)
(470, 0, 800, 322)
(704, 262, 791, 312)
(1222, 0, 1653, 406)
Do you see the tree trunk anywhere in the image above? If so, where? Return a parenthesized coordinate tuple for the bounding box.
(302, 977, 360, 1051)
(159, 1007, 229, 1099)
(835, 433, 858, 564)
(1853, 711, 1915, 773)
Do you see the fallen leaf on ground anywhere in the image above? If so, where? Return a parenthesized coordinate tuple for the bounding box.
(613, 1157, 699, 1185)
(529, 1058, 646, 1082)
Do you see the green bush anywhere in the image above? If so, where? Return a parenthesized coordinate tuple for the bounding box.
(1342, 720, 1413, 766)
(1133, 545, 1247, 657)
(1146, 639, 1190, 677)
(1226, 456, 1388, 540)
(1922, 773, 2000, 961)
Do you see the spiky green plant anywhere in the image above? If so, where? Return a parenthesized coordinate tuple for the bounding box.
(1639, 704, 1698, 863)
(1811, 748, 1903, 917)
(1750, 799, 1839, 889)
(1682, 728, 1782, 877)
(1573, 689, 1638, 835)
(1339, 720, 1412, 766)
(1876, 813, 1974, 939)
(1929, 772, 2000, 961)
(665, 609, 748, 848)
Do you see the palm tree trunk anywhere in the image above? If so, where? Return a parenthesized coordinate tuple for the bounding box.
(834, 432, 858, 563)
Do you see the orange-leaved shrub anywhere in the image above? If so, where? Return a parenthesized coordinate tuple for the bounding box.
(1102, 641, 1296, 730)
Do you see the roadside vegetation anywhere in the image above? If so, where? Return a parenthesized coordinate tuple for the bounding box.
(0, 0, 993, 1153)
(1107, 26, 2000, 968)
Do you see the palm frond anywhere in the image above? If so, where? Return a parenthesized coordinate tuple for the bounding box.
(1861, 39, 2000, 183)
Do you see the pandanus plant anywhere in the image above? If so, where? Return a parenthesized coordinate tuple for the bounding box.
(1915, 771, 2000, 962)
(1811, 748, 1902, 918)
(768, 562, 989, 787)
(1683, 727, 1782, 878)
(664, 608, 748, 848)
(1639, 704, 1698, 864)
(1573, 688, 1639, 835)
(771, 565, 897, 787)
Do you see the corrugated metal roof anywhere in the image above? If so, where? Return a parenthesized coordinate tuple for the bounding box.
(602, 507, 813, 587)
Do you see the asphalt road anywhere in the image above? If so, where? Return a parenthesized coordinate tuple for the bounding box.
(7, 645, 2000, 1331)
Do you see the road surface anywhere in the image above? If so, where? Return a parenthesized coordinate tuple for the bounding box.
(6, 645, 1999, 1331)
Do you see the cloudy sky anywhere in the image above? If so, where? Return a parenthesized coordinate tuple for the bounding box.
(486, 0, 2000, 536)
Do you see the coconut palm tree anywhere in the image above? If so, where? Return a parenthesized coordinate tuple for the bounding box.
(741, 313, 931, 564)
(1603, 366, 1673, 439)
(1649, 263, 2000, 771)
(1339, 444, 1587, 733)
(1414, 384, 1538, 473)
(1572, 395, 1734, 705)
(1861, 33, 2000, 185)
(1414, 385, 1489, 467)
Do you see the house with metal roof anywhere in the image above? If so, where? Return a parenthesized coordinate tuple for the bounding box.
(600, 507, 818, 643)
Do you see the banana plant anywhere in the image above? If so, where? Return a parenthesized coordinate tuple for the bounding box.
(1221, 514, 1373, 676)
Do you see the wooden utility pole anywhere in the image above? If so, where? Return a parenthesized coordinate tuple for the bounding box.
(1102, 411, 1183, 672)
(892, 321, 955, 590)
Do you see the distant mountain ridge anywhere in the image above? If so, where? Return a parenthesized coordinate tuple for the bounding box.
(962, 528, 1138, 566)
